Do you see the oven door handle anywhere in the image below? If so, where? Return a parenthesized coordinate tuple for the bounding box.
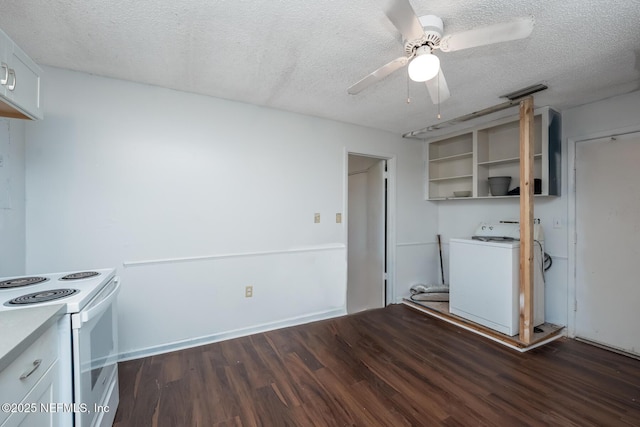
(78, 277, 120, 325)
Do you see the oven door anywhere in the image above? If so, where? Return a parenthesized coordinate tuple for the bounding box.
(71, 277, 120, 427)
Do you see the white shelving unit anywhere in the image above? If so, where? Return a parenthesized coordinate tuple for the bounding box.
(424, 107, 560, 200)
(427, 132, 474, 199)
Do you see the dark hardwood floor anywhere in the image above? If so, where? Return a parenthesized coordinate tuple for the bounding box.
(113, 304, 640, 426)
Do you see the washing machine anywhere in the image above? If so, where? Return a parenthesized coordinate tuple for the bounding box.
(449, 221, 545, 336)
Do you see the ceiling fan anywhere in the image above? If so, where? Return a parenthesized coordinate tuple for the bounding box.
(347, 0, 535, 104)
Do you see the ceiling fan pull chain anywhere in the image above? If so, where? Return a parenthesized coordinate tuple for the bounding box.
(406, 73, 411, 103)
(437, 70, 441, 119)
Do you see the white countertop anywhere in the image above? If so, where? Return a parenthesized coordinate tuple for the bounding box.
(0, 304, 66, 372)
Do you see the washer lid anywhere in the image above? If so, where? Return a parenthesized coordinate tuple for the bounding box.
(450, 237, 520, 248)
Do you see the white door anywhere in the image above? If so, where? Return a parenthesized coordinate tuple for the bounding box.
(575, 132, 640, 356)
(367, 159, 386, 304)
(347, 155, 386, 313)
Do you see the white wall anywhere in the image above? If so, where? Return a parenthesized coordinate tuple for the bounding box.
(25, 66, 437, 359)
(0, 118, 25, 276)
(433, 89, 640, 327)
(563, 90, 640, 138)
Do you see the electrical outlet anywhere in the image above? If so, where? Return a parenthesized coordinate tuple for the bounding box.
(336, 213, 342, 223)
(314, 213, 320, 223)
(245, 286, 253, 298)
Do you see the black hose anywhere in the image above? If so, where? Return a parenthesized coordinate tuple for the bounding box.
(437, 234, 445, 285)
(544, 253, 553, 271)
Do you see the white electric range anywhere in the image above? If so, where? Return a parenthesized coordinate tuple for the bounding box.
(0, 268, 120, 427)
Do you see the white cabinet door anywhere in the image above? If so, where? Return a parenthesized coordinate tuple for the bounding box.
(0, 30, 11, 99)
(0, 320, 62, 427)
(1, 362, 61, 427)
(575, 132, 640, 356)
(0, 28, 42, 120)
(6, 44, 41, 119)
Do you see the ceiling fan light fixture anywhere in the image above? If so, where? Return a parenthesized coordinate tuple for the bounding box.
(408, 47, 440, 82)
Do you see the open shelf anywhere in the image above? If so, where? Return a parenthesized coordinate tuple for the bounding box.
(429, 151, 473, 163)
(424, 107, 561, 200)
(429, 174, 473, 182)
(477, 153, 542, 166)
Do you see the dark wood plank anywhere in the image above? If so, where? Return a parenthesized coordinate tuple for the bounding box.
(113, 304, 640, 426)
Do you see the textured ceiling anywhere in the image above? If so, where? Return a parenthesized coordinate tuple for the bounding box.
(1, 0, 639, 136)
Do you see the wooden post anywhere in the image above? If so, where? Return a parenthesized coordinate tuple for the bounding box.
(519, 97, 535, 344)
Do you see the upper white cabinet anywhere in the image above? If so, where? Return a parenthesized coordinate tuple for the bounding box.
(0, 30, 10, 100)
(425, 107, 561, 200)
(0, 28, 42, 120)
(427, 130, 474, 199)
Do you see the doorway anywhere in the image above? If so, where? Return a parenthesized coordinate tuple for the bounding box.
(347, 154, 387, 314)
(574, 131, 640, 357)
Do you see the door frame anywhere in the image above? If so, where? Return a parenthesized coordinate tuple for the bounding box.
(566, 124, 640, 338)
(344, 148, 397, 308)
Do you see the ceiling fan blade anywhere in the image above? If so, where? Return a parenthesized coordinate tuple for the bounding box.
(439, 16, 535, 52)
(385, 0, 425, 42)
(425, 69, 450, 104)
(347, 57, 409, 95)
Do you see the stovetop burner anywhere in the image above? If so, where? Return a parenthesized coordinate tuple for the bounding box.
(5, 289, 79, 305)
(0, 276, 49, 289)
(59, 271, 100, 281)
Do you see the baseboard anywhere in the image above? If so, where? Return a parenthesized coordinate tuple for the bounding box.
(117, 307, 346, 362)
(575, 337, 640, 360)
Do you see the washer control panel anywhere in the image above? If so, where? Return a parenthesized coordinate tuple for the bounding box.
(473, 221, 544, 241)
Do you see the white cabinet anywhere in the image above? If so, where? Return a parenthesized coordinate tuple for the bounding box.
(425, 107, 560, 200)
(0, 324, 61, 427)
(1, 362, 59, 427)
(0, 30, 10, 100)
(0, 28, 42, 120)
(427, 131, 474, 199)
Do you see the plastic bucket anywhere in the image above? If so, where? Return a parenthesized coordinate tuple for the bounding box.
(488, 176, 511, 196)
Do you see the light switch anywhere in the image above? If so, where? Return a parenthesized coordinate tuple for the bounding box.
(336, 213, 342, 223)
(314, 213, 320, 223)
